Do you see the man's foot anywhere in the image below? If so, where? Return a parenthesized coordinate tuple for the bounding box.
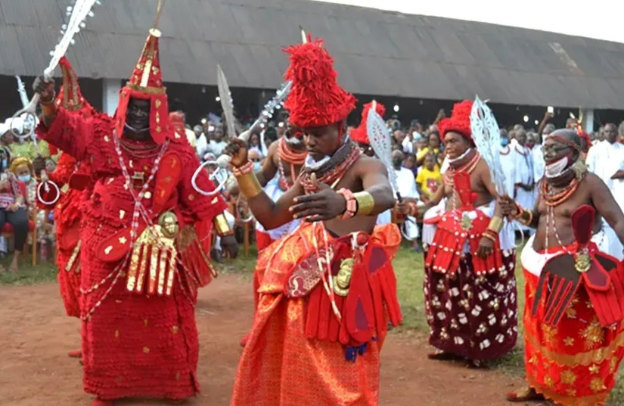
(427, 351, 464, 361)
(506, 387, 544, 402)
(8, 255, 18, 273)
(68, 349, 82, 358)
(466, 359, 488, 369)
(91, 398, 113, 406)
(239, 333, 249, 348)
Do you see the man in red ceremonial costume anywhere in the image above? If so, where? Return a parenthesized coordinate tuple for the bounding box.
(35, 57, 95, 360)
(33, 27, 237, 406)
(225, 36, 401, 406)
(503, 129, 624, 406)
(420, 100, 518, 368)
(350, 101, 385, 158)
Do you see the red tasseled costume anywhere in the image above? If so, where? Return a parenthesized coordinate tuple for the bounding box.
(438, 100, 474, 141)
(36, 30, 227, 402)
(283, 37, 357, 128)
(36, 56, 96, 318)
(350, 101, 386, 145)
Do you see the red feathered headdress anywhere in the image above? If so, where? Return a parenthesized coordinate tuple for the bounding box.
(283, 37, 356, 128)
(438, 100, 474, 142)
(115, 29, 173, 145)
(350, 101, 386, 145)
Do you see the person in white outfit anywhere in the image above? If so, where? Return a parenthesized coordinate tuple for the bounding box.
(511, 129, 535, 232)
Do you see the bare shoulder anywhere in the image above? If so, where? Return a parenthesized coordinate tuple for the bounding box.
(268, 139, 279, 155)
(353, 155, 388, 176)
(583, 172, 609, 194)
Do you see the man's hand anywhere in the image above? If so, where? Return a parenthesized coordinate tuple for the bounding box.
(33, 76, 56, 103)
(395, 201, 411, 216)
(290, 176, 347, 222)
(33, 157, 46, 177)
(222, 139, 249, 168)
(220, 234, 239, 259)
(6, 204, 18, 213)
(476, 236, 494, 259)
(498, 195, 518, 217)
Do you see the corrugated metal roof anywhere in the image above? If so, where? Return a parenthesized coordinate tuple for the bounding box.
(1, 0, 624, 108)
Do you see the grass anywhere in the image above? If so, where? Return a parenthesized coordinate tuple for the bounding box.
(2, 244, 623, 402)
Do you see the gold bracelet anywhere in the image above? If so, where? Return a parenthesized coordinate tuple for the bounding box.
(213, 213, 233, 236)
(519, 209, 533, 226)
(236, 172, 263, 199)
(354, 191, 375, 216)
(487, 216, 504, 234)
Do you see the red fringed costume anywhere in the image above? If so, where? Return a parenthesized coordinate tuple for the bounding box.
(36, 57, 94, 318)
(350, 101, 386, 146)
(231, 37, 401, 406)
(36, 29, 226, 402)
(521, 206, 624, 406)
(423, 100, 518, 361)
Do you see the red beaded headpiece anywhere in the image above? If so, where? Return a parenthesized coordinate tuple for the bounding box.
(438, 100, 474, 142)
(115, 29, 172, 145)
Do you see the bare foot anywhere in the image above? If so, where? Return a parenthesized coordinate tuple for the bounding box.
(8, 253, 18, 273)
(466, 359, 488, 369)
(506, 387, 544, 402)
(91, 398, 113, 406)
(427, 351, 464, 361)
(68, 349, 82, 358)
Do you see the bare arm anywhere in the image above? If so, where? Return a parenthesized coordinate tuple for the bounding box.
(590, 174, 624, 246)
(247, 178, 303, 230)
(255, 141, 279, 187)
(355, 157, 395, 215)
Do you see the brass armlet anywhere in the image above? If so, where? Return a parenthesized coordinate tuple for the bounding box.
(487, 216, 504, 234)
(519, 209, 533, 226)
(213, 213, 233, 236)
(354, 191, 375, 216)
(236, 172, 263, 199)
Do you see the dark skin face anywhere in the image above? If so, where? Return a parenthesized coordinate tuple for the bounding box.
(303, 123, 342, 162)
(124, 98, 151, 141)
(515, 129, 527, 146)
(250, 133, 261, 147)
(500, 128, 624, 252)
(428, 132, 440, 149)
(424, 154, 436, 171)
(604, 123, 618, 144)
(443, 131, 471, 160)
(392, 150, 404, 169)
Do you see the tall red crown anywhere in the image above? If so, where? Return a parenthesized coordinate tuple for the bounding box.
(283, 37, 356, 128)
(350, 101, 386, 145)
(438, 100, 474, 142)
(115, 28, 171, 145)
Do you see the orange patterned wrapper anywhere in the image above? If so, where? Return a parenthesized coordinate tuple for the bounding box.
(523, 269, 624, 406)
(231, 223, 400, 406)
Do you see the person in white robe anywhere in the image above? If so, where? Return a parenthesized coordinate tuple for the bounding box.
(499, 132, 516, 201)
(511, 129, 535, 231)
(390, 150, 420, 243)
(589, 123, 624, 212)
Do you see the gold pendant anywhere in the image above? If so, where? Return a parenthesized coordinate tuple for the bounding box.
(575, 253, 590, 273)
(158, 211, 179, 239)
(460, 214, 473, 231)
(333, 258, 354, 297)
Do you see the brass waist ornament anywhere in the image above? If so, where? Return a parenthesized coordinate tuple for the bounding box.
(333, 258, 354, 297)
(126, 211, 179, 296)
(575, 251, 591, 273)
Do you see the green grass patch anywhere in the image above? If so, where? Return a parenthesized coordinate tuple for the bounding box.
(0, 256, 57, 285)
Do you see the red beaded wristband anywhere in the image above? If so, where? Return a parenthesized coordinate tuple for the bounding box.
(337, 188, 357, 220)
(232, 160, 254, 177)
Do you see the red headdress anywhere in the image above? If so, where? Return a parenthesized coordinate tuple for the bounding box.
(283, 37, 356, 128)
(169, 111, 186, 136)
(350, 101, 386, 145)
(51, 57, 96, 155)
(438, 100, 474, 142)
(115, 29, 171, 145)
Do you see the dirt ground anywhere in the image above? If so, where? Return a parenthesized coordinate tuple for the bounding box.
(0, 274, 530, 406)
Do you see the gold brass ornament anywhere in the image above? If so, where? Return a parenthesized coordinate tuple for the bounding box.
(575, 253, 591, 273)
(460, 213, 473, 231)
(333, 258, 354, 297)
(158, 211, 179, 239)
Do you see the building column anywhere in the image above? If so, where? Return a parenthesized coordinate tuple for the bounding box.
(580, 108, 594, 133)
(102, 79, 122, 115)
